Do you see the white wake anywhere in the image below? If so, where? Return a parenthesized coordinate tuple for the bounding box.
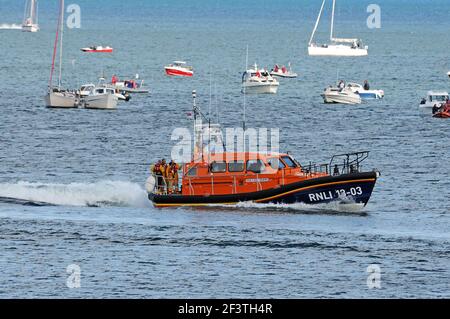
(0, 24, 22, 30)
(234, 201, 366, 214)
(0, 181, 150, 208)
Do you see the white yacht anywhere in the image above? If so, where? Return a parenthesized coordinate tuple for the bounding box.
(322, 86, 362, 104)
(242, 64, 279, 94)
(308, 0, 368, 57)
(22, 0, 39, 32)
(45, 0, 78, 108)
(45, 89, 79, 109)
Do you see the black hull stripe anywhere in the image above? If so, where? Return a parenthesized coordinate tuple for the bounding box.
(149, 172, 378, 207)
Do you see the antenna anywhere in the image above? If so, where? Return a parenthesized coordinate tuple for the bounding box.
(243, 46, 248, 152)
(215, 83, 218, 124)
(209, 72, 212, 118)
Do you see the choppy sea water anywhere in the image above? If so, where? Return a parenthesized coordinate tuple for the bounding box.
(0, 0, 449, 298)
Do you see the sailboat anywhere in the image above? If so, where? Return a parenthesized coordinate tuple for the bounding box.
(45, 0, 78, 108)
(22, 0, 39, 32)
(308, 0, 368, 57)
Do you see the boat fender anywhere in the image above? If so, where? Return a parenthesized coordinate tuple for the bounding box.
(145, 176, 156, 193)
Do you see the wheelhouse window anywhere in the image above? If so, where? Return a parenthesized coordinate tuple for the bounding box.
(228, 161, 244, 172)
(432, 95, 447, 102)
(267, 158, 285, 170)
(210, 162, 227, 173)
(281, 156, 297, 168)
(246, 159, 265, 173)
(186, 167, 197, 176)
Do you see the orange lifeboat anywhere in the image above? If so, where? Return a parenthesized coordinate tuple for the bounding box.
(146, 92, 380, 208)
(433, 102, 450, 118)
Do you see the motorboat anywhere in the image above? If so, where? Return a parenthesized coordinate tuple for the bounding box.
(322, 86, 362, 104)
(22, 0, 39, 32)
(308, 0, 368, 57)
(432, 102, 450, 118)
(81, 46, 113, 53)
(79, 85, 119, 109)
(164, 61, 194, 77)
(111, 74, 150, 94)
(242, 64, 279, 94)
(419, 91, 449, 108)
(146, 91, 380, 208)
(346, 82, 384, 99)
(45, 0, 78, 108)
(270, 63, 298, 78)
(80, 82, 127, 101)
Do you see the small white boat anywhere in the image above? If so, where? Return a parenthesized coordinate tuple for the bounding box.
(270, 63, 298, 78)
(81, 46, 113, 53)
(22, 0, 39, 32)
(165, 61, 194, 77)
(111, 74, 149, 94)
(79, 85, 119, 109)
(346, 83, 384, 99)
(242, 64, 279, 94)
(419, 91, 449, 108)
(80, 83, 126, 101)
(308, 0, 368, 57)
(322, 87, 361, 104)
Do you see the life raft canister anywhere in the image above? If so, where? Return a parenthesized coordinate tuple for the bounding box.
(146, 175, 156, 193)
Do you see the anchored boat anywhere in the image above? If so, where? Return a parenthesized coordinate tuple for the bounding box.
(308, 0, 368, 57)
(22, 0, 39, 32)
(45, 0, 79, 108)
(420, 91, 449, 108)
(164, 61, 194, 77)
(270, 63, 298, 78)
(346, 83, 384, 100)
(322, 86, 361, 104)
(242, 63, 279, 94)
(146, 91, 379, 208)
(81, 46, 113, 53)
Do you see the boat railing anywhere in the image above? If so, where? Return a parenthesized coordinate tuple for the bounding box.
(329, 151, 370, 175)
(302, 151, 370, 176)
(150, 168, 183, 195)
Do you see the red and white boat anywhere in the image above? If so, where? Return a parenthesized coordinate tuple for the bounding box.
(81, 46, 113, 53)
(164, 61, 194, 77)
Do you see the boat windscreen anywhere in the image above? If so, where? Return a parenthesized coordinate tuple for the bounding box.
(267, 158, 285, 170)
(281, 156, 297, 168)
(210, 162, 227, 173)
(432, 95, 448, 101)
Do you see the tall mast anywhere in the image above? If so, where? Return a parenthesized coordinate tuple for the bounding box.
(49, 0, 63, 90)
(58, 0, 65, 88)
(35, 0, 38, 25)
(30, 0, 35, 23)
(309, 0, 326, 45)
(330, 0, 336, 41)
